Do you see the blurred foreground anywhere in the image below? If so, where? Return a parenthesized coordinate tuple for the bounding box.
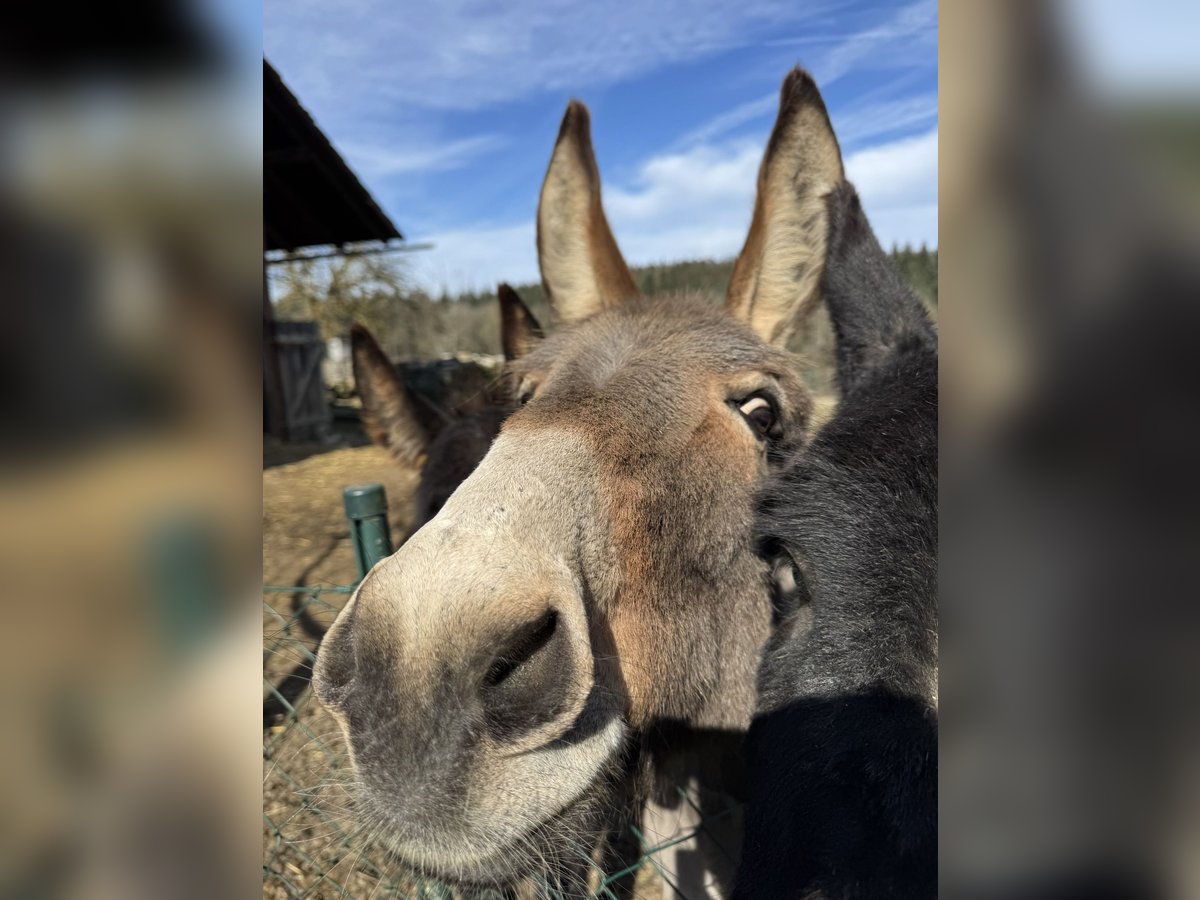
(0, 2, 261, 898)
(941, 2, 1200, 896)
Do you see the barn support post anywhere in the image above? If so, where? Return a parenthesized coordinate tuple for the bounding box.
(263, 255, 289, 441)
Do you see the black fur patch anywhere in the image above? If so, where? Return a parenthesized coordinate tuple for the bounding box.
(736, 183, 938, 898)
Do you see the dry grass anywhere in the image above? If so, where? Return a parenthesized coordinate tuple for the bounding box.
(263, 445, 422, 898)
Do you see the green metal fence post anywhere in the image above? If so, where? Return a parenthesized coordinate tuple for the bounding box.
(343, 484, 394, 581)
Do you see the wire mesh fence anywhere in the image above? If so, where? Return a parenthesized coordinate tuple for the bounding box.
(263, 485, 741, 899)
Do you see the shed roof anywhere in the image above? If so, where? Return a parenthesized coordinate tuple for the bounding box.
(264, 60, 401, 252)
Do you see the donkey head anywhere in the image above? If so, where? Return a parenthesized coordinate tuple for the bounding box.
(315, 69, 845, 891)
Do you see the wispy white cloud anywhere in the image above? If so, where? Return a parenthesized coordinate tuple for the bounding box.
(810, 0, 937, 85)
(339, 134, 507, 177)
(833, 93, 938, 148)
(676, 86, 937, 155)
(409, 126, 937, 293)
(756, 0, 935, 85)
(674, 94, 777, 148)
(267, 0, 847, 118)
(669, 2, 936, 152)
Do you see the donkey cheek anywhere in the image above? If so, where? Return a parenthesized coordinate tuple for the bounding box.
(608, 610, 671, 725)
(608, 603, 716, 726)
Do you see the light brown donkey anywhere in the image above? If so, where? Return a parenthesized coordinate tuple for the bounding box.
(314, 68, 846, 897)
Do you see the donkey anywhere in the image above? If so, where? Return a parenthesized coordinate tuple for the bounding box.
(264, 289, 541, 728)
(312, 68, 845, 897)
(735, 184, 938, 896)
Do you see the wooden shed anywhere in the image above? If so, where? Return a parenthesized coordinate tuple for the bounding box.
(264, 60, 403, 441)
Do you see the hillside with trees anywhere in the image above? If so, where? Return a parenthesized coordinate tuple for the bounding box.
(273, 247, 936, 395)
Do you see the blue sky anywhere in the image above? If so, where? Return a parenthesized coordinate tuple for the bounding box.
(265, 0, 939, 294)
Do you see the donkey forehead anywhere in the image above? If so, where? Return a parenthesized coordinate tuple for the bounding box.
(524, 299, 785, 394)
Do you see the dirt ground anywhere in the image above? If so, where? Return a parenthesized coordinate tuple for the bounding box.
(263, 441, 419, 582)
(263, 443, 424, 898)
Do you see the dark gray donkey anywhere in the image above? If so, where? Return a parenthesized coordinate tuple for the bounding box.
(736, 176, 938, 896)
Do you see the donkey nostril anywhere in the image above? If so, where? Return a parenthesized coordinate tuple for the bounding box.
(481, 609, 570, 740)
(485, 610, 558, 686)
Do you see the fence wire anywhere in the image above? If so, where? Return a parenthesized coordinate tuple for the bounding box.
(263, 584, 739, 899)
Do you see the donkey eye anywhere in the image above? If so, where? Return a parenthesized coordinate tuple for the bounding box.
(737, 395, 777, 438)
(517, 382, 536, 406)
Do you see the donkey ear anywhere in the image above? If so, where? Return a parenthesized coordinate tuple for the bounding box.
(726, 68, 845, 346)
(497, 283, 543, 361)
(351, 324, 430, 469)
(537, 101, 640, 323)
